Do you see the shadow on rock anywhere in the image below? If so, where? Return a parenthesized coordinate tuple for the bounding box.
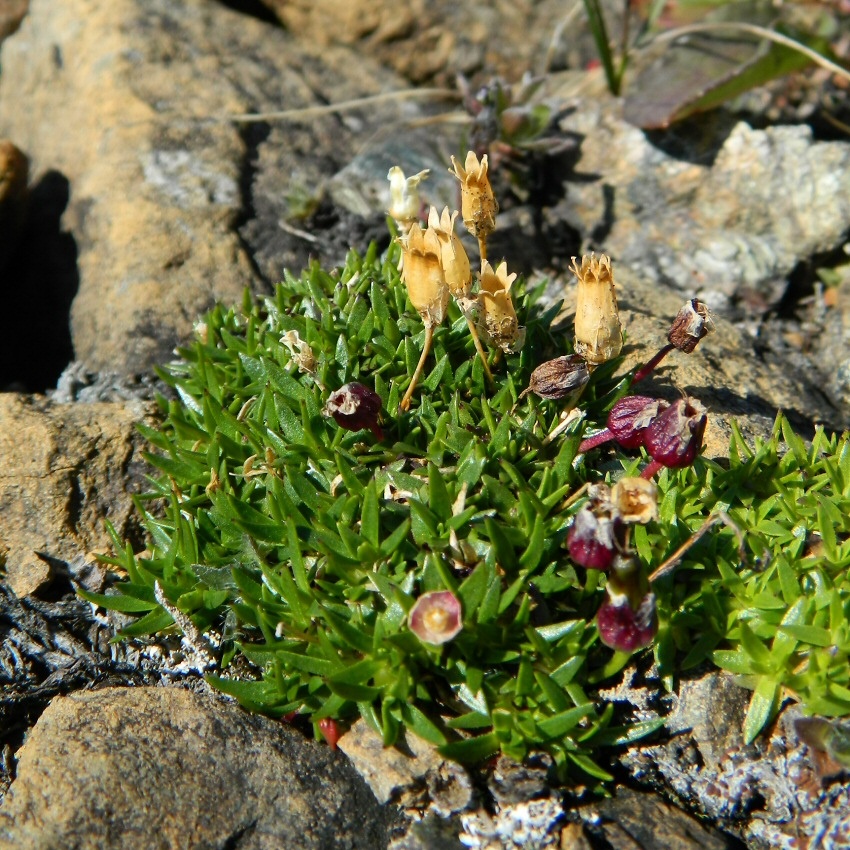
(0, 170, 77, 393)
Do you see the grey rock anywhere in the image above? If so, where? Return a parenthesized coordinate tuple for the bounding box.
(623, 678, 850, 849)
(555, 96, 850, 315)
(581, 787, 734, 850)
(0, 687, 389, 850)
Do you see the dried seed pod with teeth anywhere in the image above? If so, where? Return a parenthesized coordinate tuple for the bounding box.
(387, 165, 430, 234)
(477, 260, 525, 354)
(571, 253, 623, 367)
(449, 151, 498, 259)
(398, 222, 451, 412)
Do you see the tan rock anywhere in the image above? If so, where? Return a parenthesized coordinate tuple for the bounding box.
(0, 393, 150, 596)
(0, 0, 408, 375)
(0, 687, 387, 850)
(260, 0, 569, 84)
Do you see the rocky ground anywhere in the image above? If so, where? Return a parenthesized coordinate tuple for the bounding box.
(1, 1, 849, 848)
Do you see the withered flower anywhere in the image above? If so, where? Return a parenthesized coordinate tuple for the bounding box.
(477, 260, 525, 353)
(606, 395, 668, 449)
(566, 484, 619, 571)
(668, 299, 714, 354)
(633, 299, 715, 383)
(571, 254, 623, 367)
(611, 477, 658, 524)
(450, 151, 498, 258)
(577, 395, 668, 454)
(387, 166, 429, 233)
(643, 396, 707, 472)
(427, 206, 471, 299)
(280, 329, 317, 374)
(409, 590, 463, 646)
(323, 382, 383, 440)
(520, 354, 589, 401)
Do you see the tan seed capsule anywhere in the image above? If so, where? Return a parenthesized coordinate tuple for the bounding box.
(610, 477, 658, 524)
(520, 354, 589, 400)
(427, 206, 472, 300)
(477, 260, 525, 353)
(449, 151, 498, 240)
(571, 253, 623, 366)
(399, 222, 450, 328)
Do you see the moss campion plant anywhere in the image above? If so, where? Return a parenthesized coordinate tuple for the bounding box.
(85, 157, 850, 783)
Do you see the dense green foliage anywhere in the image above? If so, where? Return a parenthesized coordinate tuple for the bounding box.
(85, 239, 850, 781)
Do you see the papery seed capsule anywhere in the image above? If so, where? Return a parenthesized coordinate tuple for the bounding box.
(668, 299, 715, 354)
(427, 206, 472, 300)
(387, 166, 430, 232)
(596, 590, 658, 652)
(610, 477, 658, 524)
(477, 259, 525, 353)
(323, 382, 383, 440)
(571, 253, 623, 366)
(644, 397, 707, 468)
(449, 151, 498, 240)
(521, 355, 590, 400)
(607, 396, 668, 449)
(409, 590, 463, 645)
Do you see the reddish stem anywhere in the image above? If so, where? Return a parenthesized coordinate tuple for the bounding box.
(641, 458, 664, 479)
(578, 428, 614, 454)
(633, 344, 675, 384)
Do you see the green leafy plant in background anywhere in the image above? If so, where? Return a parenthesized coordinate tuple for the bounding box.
(81, 210, 850, 783)
(581, 0, 849, 127)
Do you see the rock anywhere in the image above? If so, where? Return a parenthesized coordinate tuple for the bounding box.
(338, 719, 473, 815)
(581, 787, 734, 849)
(0, 687, 389, 850)
(0, 139, 27, 272)
(258, 0, 572, 85)
(555, 96, 850, 316)
(0, 393, 151, 597)
(622, 680, 850, 850)
(0, 0, 409, 376)
(0, 0, 26, 42)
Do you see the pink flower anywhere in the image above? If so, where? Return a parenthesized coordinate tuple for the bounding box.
(409, 590, 463, 645)
(596, 590, 657, 653)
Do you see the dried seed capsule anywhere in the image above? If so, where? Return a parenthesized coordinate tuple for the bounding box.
(409, 590, 463, 645)
(607, 395, 669, 449)
(611, 477, 658, 524)
(571, 253, 623, 366)
(427, 206, 472, 300)
(449, 151, 498, 240)
(399, 222, 450, 328)
(668, 299, 715, 354)
(596, 589, 657, 652)
(477, 259, 525, 353)
(644, 397, 707, 468)
(521, 354, 589, 400)
(323, 382, 383, 440)
(566, 484, 618, 571)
